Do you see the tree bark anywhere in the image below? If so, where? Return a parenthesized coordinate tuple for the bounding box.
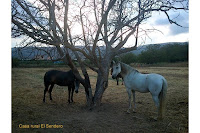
(93, 58, 111, 106)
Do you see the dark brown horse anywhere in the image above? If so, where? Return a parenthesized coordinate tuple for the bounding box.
(43, 70, 80, 103)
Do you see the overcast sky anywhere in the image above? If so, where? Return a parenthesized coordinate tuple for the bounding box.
(11, 2, 189, 48)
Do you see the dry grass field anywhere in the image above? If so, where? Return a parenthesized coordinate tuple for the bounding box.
(12, 66, 188, 133)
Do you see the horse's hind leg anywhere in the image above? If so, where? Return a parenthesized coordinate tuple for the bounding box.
(49, 84, 54, 101)
(71, 85, 75, 103)
(152, 95, 160, 119)
(68, 86, 71, 103)
(43, 83, 49, 102)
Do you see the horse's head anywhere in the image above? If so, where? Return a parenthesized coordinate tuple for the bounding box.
(111, 61, 121, 79)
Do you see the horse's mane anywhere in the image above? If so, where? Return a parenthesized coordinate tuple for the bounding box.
(120, 62, 139, 74)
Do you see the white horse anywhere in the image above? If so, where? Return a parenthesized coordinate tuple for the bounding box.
(111, 61, 167, 120)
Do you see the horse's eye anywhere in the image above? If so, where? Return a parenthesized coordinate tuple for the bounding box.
(116, 66, 119, 69)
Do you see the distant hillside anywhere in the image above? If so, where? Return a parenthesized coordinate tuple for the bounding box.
(119, 42, 188, 64)
(12, 46, 81, 60)
(131, 42, 188, 55)
(12, 42, 188, 60)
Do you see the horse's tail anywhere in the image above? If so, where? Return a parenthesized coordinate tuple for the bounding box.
(159, 78, 168, 120)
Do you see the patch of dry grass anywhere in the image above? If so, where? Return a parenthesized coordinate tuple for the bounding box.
(12, 67, 188, 133)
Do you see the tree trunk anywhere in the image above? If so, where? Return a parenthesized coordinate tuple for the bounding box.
(93, 59, 110, 106)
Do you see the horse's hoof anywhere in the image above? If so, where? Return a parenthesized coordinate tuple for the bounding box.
(132, 109, 136, 113)
(126, 110, 131, 114)
(148, 117, 158, 122)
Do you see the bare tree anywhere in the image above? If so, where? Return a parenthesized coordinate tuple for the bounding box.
(12, 0, 188, 108)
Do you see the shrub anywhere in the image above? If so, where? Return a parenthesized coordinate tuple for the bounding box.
(12, 58, 20, 67)
(137, 43, 188, 64)
(120, 53, 137, 64)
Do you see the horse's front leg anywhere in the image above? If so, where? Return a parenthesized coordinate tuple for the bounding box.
(132, 90, 136, 113)
(43, 83, 49, 102)
(126, 88, 132, 113)
(116, 77, 119, 85)
(49, 84, 54, 101)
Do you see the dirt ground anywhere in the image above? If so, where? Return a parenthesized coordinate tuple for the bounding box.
(12, 66, 188, 133)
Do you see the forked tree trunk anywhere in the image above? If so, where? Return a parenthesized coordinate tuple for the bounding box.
(93, 71, 108, 106)
(93, 59, 110, 106)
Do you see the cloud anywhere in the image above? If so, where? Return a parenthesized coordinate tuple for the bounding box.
(154, 17, 169, 26)
(151, 10, 189, 36)
(168, 24, 189, 35)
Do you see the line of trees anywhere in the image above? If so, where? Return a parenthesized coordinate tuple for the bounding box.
(120, 43, 188, 64)
(13, 43, 188, 67)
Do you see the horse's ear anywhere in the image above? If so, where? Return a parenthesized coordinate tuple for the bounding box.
(115, 60, 119, 64)
(110, 60, 115, 67)
(115, 60, 121, 66)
